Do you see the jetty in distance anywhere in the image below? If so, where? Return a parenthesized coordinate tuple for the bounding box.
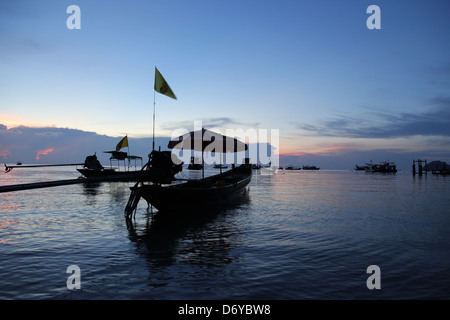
(412, 159, 449, 175)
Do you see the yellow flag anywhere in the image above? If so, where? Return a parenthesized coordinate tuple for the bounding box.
(154, 67, 177, 100)
(116, 135, 128, 151)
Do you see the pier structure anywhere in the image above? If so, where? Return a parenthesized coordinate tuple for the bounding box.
(412, 159, 427, 175)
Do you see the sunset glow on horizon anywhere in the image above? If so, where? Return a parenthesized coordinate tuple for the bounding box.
(0, 114, 57, 130)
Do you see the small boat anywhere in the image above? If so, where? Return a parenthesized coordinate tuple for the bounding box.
(77, 136, 149, 181)
(213, 164, 228, 169)
(302, 165, 320, 170)
(16, 161, 22, 165)
(365, 161, 397, 173)
(76, 152, 148, 181)
(354, 165, 368, 171)
(187, 156, 203, 170)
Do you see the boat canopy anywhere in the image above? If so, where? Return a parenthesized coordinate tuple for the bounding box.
(103, 151, 143, 168)
(168, 128, 248, 177)
(168, 128, 248, 153)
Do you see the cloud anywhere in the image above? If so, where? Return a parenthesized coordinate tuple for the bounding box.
(0, 123, 167, 164)
(35, 147, 54, 161)
(298, 97, 450, 139)
(34, 131, 64, 137)
(161, 117, 261, 132)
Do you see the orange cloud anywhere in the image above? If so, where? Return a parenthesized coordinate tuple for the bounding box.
(279, 152, 308, 157)
(35, 148, 54, 161)
(316, 146, 355, 153)
(0, 114, 56, 129)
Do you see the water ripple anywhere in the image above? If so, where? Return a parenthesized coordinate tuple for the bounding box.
(1, 169, 449, 299)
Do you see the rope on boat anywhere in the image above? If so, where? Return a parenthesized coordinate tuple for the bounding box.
(124, 186, 141, 220)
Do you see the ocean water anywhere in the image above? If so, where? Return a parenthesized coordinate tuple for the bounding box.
(0, 166, 449, 300)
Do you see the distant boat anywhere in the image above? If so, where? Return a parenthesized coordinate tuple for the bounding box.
(285, 166, 300, 170)
(76, 152, 150, 181)
(261, 160, 272, 168)
(213, 164, 228, 169)
(354, 165, 368, 171)
(302, 165, 320, 170)
(187, 156, 203, 170)
(365, 161, 397, 173)
(16, 161, 22, 165)
(77, 136, 149, 181)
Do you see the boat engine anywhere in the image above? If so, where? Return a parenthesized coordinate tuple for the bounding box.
(145, 150, 183, 184)
(83, 153, 104, 171)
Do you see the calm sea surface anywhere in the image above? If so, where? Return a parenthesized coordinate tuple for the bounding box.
(0, 166, 449, 300)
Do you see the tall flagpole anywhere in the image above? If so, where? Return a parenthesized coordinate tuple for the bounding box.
(152, 87, 156, 152)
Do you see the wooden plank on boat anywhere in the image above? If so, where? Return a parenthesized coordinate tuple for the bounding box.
(5, 163, 84, 169)
(0, 174, 145, 193)
(4, 163, 84, 173)
(0, 179, 86, 193)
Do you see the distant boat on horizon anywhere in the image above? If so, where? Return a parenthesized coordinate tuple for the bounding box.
(213, 164, 228, 169)
(365, 161, 397, 173)
(187, 156, 203, 170)
(302, 165, 320, 170)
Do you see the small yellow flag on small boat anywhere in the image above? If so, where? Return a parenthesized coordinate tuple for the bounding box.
(154, 67, 177, 100)
(116, 135, 128, 151)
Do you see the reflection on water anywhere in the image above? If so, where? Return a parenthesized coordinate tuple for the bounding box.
(1, 167, 450, 299)
(81, 182, 103, 196)
(126, 192, 250, 270)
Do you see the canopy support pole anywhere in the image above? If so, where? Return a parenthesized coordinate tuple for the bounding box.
(202, 151, 205, 179)
(152, 90, 156, 152)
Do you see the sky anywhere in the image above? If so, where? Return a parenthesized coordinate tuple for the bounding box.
(1, 0, 450, 169)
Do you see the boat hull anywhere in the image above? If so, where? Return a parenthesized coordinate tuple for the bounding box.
(302, 166, 320, 170)
(77, 169, 153, 181)
(137, 166, 252, 212)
